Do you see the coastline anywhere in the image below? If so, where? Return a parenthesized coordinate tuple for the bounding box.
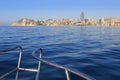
(12, 18, 120, 27)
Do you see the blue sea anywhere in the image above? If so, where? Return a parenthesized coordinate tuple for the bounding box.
(0, 26, 120, 80)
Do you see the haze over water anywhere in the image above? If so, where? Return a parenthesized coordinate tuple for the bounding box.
(0, 26, 120, 80)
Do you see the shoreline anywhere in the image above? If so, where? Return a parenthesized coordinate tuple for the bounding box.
(11, 25, 120, 27)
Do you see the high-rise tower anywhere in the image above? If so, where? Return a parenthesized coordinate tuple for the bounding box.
(80, 12, 84, 21)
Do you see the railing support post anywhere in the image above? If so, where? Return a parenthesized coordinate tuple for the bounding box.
(17, 46, 23, 69)
(16, 46, 22, 80)
(65, 70, 70, 80)
(15, 70, 19, 80)
(35, 48, 42, 80)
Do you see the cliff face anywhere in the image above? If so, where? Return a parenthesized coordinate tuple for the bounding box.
(12, 18, 39, 26)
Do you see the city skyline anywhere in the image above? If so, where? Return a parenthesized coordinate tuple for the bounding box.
(0, 0, 120, 25)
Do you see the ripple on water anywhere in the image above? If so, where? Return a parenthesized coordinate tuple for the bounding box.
(0, 26, 120, 80)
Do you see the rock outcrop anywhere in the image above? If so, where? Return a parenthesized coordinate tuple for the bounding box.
(12, 18, 39, 26)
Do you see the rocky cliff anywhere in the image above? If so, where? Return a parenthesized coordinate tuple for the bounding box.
(12, 18, 39, 26)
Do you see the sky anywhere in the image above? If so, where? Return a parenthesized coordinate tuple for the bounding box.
(0, 0, 120, 25)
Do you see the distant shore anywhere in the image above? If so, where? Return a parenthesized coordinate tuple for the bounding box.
(12, 18, 120, 27)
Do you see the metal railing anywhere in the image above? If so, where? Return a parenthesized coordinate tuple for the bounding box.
(32, 48, 95, 80)
(0, 46, 40, 80)
(0, 46, 95, 80)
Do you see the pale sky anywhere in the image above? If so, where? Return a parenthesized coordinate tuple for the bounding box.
(0, 0, 120, 25)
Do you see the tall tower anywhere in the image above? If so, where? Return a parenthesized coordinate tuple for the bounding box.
(80, 12, 84, 21)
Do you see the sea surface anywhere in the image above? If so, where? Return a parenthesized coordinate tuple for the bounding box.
(0, 26, 120, 80)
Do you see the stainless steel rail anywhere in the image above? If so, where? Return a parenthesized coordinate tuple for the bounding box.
(32, 48, 95, 80)
(0, 46, 95, 80)
(0, 46, 40, 80)
(0, 46, 23, 80)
